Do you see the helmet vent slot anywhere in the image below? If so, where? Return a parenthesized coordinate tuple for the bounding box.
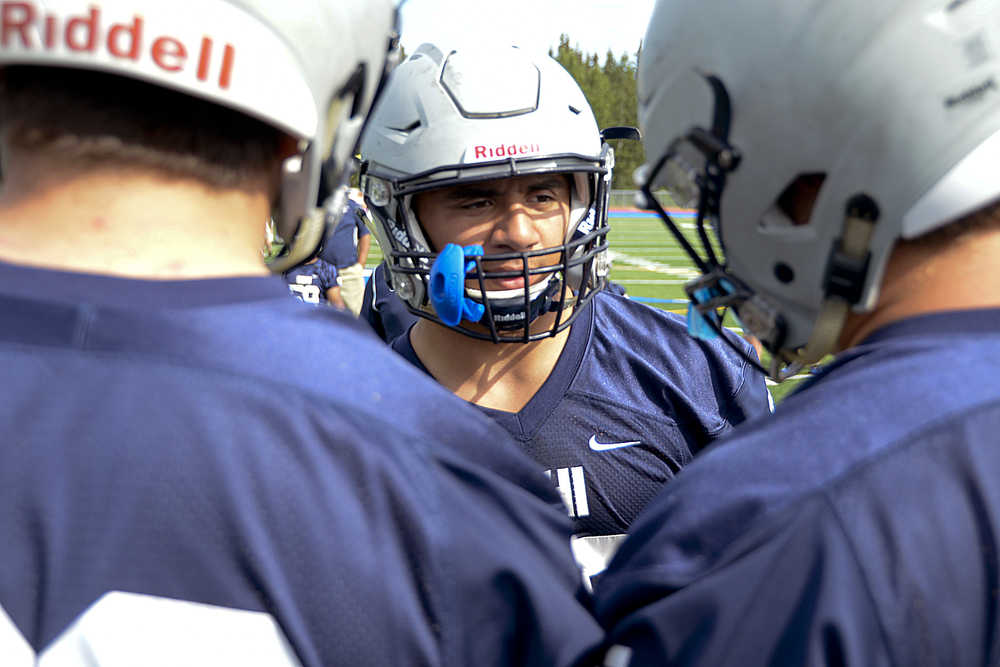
(389, 120, 422, 133)
(775, 173, 827, 226)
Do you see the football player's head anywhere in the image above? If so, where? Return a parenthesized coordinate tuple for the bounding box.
(359, 43, 613, 343)
(0, 0, 399, 272)
(638, 0, 1000, 379)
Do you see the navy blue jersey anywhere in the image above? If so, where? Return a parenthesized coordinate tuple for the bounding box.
(320, 199, 370, 268)
(604, 281, 627, 297)
(282, 258, 339, 305)
(0, 260, 601, 666)
(594, 309, 1000, 666)
(361, 262, 420, 342)
(392, 291, 770, 576)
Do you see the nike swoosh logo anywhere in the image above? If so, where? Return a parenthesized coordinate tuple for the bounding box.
(588, 436, 642, 452)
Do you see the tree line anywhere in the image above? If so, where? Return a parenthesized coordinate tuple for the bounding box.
(549, 34, 644, 191)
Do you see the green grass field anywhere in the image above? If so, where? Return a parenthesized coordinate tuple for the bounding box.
(365, 209, 813, 403)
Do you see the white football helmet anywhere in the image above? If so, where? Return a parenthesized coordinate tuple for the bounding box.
(0, 0, 399, 272)
(359, 43, 613, 343)
(638, 0, 1000, 378)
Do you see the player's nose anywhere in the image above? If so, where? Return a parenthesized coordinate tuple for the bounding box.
(492, 204, 541, 250)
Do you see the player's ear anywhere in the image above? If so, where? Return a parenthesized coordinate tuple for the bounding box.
(278, 135, 299, 160)
(268, 136, 302, 205)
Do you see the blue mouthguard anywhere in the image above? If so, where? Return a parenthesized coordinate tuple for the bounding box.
(429, 244, 486, 326)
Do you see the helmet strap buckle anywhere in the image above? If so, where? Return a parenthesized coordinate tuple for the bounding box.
(790, 194, 880, 365)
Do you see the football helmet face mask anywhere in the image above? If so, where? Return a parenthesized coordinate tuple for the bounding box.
(638, 0, 1000, 380)
(359, 43, 613, 343)
(0, 0, 399, 272)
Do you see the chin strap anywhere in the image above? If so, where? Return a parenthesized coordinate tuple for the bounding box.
(684, 195, 879, 381)
(787, 194, 880, 367)
(429, 243, 486, 326)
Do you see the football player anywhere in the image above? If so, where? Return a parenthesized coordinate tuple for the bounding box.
(283, 251, 344, 308)
(0, 2, 601, 664)
(593, 0, 1000, 664)
(360, 43, 771, 582)
(317, 188, 371, 315)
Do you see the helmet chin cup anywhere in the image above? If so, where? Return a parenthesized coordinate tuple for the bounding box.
(482, 277, 561, 332)
(429, 244, 486, 326)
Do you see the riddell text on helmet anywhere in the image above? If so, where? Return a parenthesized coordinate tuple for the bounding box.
(472, 143, 541, 161)
(1, 2, 235, 89)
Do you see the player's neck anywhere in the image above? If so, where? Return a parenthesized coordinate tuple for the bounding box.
(410, 316, 571, 413)
(0, 168, 271, 279)
(839, 227, 1000, 348)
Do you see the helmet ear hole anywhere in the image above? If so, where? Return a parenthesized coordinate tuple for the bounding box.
(775, 173, 827, 226)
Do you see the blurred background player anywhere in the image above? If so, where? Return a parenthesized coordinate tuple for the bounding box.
(318, 185, 371, 315)
(593, 0, 1000, 664)
(0, 2, 602, 664)
(283, 241, 345, 309)
(360, 43, 771, 583)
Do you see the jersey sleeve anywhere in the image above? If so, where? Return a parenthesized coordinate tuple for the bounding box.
(594, 492, 891, 666)
(720, 330, 773, 424)
(346, 200, 371, 238)
(316, 259, 339, 291)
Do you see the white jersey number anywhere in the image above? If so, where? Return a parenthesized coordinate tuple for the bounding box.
(0, 592, 300, 666)
(289, 275, 322, 304)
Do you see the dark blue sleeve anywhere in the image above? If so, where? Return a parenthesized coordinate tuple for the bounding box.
(604, 281, 627, 296)
(361, 263, 419, 343)
(711, 330, 773, 429)
(594, 493, 891, 666)
(316, 259, 339, 291)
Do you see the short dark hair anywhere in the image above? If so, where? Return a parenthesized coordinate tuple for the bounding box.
(0, 66, 286, 192)
(904, 198, 1000, 249)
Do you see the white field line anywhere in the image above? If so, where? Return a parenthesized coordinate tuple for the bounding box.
(607, 250, 700, 279)
(610, 220, 700, 231)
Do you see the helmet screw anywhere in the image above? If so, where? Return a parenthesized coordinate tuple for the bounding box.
(774, 262, 795, 284)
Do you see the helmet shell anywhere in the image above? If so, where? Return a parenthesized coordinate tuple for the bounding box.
(639, 0, 1000, 353)
(0, 0, 398, 270)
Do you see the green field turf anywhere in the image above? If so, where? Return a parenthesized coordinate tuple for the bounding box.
(365, 212, 814, 403)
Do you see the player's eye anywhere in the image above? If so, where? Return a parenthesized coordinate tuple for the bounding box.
(529, 191, 559, 205)
(460, 198, 492, 210)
